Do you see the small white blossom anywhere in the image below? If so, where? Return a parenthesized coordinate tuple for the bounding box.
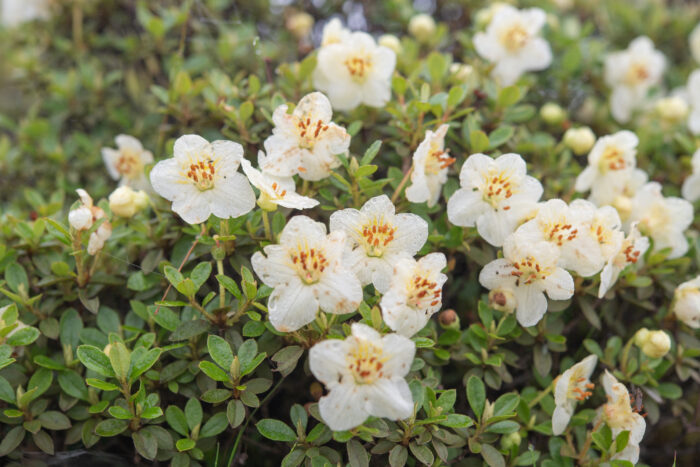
(690, 23, 700, 64)
(108, 186, 149, 218)
(380, 253, 448, 337)
(408, 14, 436, 43)
(672, 276, 700, 329)
(598, 223, 649, 298)
(261, 92, 350, 181)
(634, 328, 671, 359)
(447, 153, 543, 247)
(479, 231, 574, 327)
(552, 355, 597, 435)
(604, 36, 666, 123)
(598, 371, 646, 464)
(405, 124, 455, 207)
(628, 182, 693, 259)
(149, 135, 255, 225)
(682, 149, 700, 202)
(241, 154, 319, 211)
(563, 127, 596, 156)
(330, 195, 428, 293)
(309, 323, 415, 431)
(516, 199, 605, 277)
(69, 189, 112, 255)
(1, 0, 50, 27)
(102, 135, 154, 191)
(571, 200, 625, 263)
(319, 18, 350, 47)
(313, 31, 396, 111)
(251, 216, 362, 332)
(575, 130, 643, 208)
(473, 5, 552, 86)
(686, 69, 700, 135)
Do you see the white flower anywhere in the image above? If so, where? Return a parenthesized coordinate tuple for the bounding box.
(405, 124, 454, 207)
(261, 92, 351, 181)
(552, 355, 597, 435)
(101, 135, 154, 191)
(319, 18, 350, 47)
(108, 186, 149, 218)
(672, 276, 700, 329)
(87, 222, 112, 256)
(447, 153, 543, 247)
(604, 36, 666, 123)
(516, 199, 605, 277)
(599, 371, 646, 464)
(241, 154, 319, 211)
(574, 130, 641, 207)
(1, 0, 50, 27)
(628, 182, 693, 259)
(473, 5, 552, 86)
(408, 14, 436, 43)
(149, 134, 255, 225)
(598, 223, 649, 298)
(686, 70, 700, 135)
(330, 195, 428, 293)
(571, 200, 625, 263)
(69, 189, 112, 255)
(655, 95, 688, 124)
(68, 205, 93, 231)
(380, 253, 448, 337)
(313, 31, 396, 111)
(479, 231, 574, 327)
(309, 323, 415, 431)
(690, 23, 700, 64)
(251, 216, 362, 332)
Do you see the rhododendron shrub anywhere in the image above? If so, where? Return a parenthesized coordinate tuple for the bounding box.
(0, 1, 699, 466)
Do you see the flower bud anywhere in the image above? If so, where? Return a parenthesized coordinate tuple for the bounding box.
(109, 186, 148, 218)
(438, 309, 460, 330)
(450, 63, 475, 82)
(563, 127, 596, 155)
(257, 192, 279, 212)
(378, 34, 402, 54)
(310, 381, 323, 401)
(612, 195, 633, 222)
(489, 288, 516, 314)
(285, 12, 314, 40)
(540, 102, 567, 125)
(69, 206, 93, 231)
(635, 329, 671, 359)
(408, 14, 436, 43)
(673, 277, 700, 329)
(500, 431, 522, 450)
(691, 23, 700, 64)
(655, 96, 688, 124)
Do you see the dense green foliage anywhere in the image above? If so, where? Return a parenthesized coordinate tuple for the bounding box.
(0, 0, 699, 466)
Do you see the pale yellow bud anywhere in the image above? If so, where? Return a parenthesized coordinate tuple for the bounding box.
(109, 186, 148, 218)
(540, 102, 567, 125)
(655, 96, 688, 124)
(378, 34, 402, 54)
(450, 63, 475, 82)
(286, 12, 314, 40)
(489, 288, 516, 314)
(635, 328, 671, 359)
(563, 127, 596, 155)
(408, 14, 436, 43)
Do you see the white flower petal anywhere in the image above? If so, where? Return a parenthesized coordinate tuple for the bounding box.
(447, 189, 486, 227)
(365, 379, 414, 421)
(318, 383, 369, 431)
(316, 270, 363, 314)
(309, 339, 350, 385)
(513, 286, 548, 327)
(267, 284, 319, 332)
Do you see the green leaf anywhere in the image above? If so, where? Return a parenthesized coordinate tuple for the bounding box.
(657, 382, 682, 399)
(86, 378, 119, 391)
(207, 335, 233, 370)
(38, 411, 71, 430)
(227, 399, 245, 428)
(185, 398, 203, 431)
(7, 327, 40, 346)
(57, 371, 88, 400)
(497, 86, 521, 108)
(133, 429, 158, 460)
(493, 393, 520, 416)
(176, 438, 196, 452)
(128, 348, 162, 383)
(190, 262, 212, 291)
(0, 375, 16, 404)
(469, 129, 489, 153)
(615, 430, 630, 453)
(467, 375, 486, 420)
(347, 439, 369, 467)
(109, 406, 133, 419)
(199, 412, 229, 438)
(95, 419, 129, 437)
(486, 420, 520, 434)
(216, 274, 242, 300)
(440, 413, 474, 428)
(166, 406, 189, 437)
(488, 125, 514, 149)
(163, 266, 184, 288)
(141, 407, 163, 419)
(256, 419, 297, 442)
(481, 443, 506, 467)
(107, 342, 131, 383)
(77, 345, 115, 378)
(360, 140, 382, 165)
(0, 426, 25, 456)
(409, 442, 434, 466)
(5, 263, 28, 294)
(199, 361, 230, 382)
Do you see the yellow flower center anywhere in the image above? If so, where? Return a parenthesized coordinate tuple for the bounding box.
(116, 150, 144, 179)
(406, 273, 441, 308)
(590, 221, 614, 247)
(480, 170, 516, 210)
(344, 55, 372, 82)
(542, 220, 578, 246)
(424, 143, 455, 175)
(290, 243, 328, 284)
(183, 157, 217, 191)
(358, 217, 397, 257)
(346, 338, 387, 384)
(599, 145, 627, 172)
(511, 255, 552, 284)
(566, 370, 594, 401)
(624, 62, 650, 86)
(603, 385, 638, 429)
(500, 24, 529, 52)
(639, 202, 668, 234)
(296, 117, 329, 150)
